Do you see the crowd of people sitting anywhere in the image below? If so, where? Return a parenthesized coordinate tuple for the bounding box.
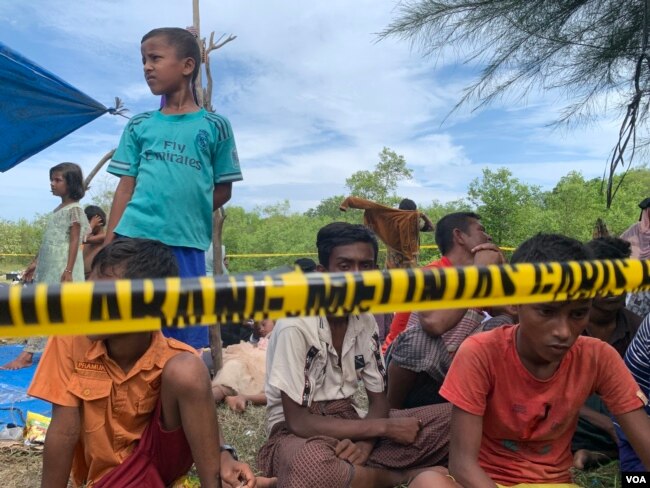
(15, 197, 650, 487)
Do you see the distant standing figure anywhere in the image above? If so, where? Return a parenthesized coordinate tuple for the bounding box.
(1, 162, 89, 370)
(621, 197, 650, 318)
(339, 196, 434, 269)
(82, 205, 107, 278)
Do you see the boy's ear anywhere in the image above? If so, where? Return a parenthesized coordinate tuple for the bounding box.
(183, 57, 196, 77)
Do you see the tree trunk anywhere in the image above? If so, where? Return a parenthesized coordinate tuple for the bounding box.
(83, 149, 115, 191)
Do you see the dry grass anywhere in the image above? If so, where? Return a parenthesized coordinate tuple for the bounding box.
(0, 398, 622, 488)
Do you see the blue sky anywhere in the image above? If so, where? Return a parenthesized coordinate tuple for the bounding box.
(0, 0, 622, 221)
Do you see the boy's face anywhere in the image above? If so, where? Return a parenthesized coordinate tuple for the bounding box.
(319, 242, 377, 273)
(516, 299, 591, 366)
(141, 35, 193, 96)
(86, 265, 125, 342)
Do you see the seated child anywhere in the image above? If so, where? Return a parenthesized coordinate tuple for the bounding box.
(212, 319, 274, 413)
(410, 233, 650, 487)
(28, 239, 260, 488)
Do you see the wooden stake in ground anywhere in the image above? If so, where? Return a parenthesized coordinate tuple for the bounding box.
(191, 0, 237, 374)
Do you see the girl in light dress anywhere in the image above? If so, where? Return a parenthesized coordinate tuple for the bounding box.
(1, 162, 89, 370)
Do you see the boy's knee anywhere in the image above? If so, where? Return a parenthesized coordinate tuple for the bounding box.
(286, 439, 351, 487)
(162, 352, 211, 396)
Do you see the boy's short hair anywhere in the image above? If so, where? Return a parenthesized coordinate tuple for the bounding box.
(316, 222, 378, 267)
(91, 238, 179, 279)
(586, 237, 631, 260)
(511, 233, 593, 264)
(294, 257, 317, 272)
(84, 205, 107, 225)
(435, 212, 481, 255)
(398, 198, 417, 211)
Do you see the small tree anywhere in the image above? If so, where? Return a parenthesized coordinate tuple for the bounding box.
(382, 0, 650, 206)
(345, 147, 413, 205)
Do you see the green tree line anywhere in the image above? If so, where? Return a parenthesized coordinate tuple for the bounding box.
(1, 156, 648, 275)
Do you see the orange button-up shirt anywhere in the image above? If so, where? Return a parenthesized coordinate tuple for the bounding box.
(28, 332, 196, 487)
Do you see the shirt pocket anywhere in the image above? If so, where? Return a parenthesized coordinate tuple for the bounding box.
(67, 374, 112, 433)
(136, 393, 158, 416)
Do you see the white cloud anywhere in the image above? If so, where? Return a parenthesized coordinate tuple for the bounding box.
(0, 0, 628, 222)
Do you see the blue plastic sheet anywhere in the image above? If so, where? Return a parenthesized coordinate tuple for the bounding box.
(0, 345, 51, 427)
(0, 42, 107, 172)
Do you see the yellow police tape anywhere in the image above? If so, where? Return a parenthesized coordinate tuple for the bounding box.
(1, 258, 648, 338)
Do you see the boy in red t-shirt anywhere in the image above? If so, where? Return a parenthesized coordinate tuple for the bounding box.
(409, 233, 650, 488)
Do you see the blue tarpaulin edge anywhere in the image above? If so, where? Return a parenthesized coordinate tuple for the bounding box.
(0, 42, 108, 172)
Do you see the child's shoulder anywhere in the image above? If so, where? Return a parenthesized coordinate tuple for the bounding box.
(125, 110, 157, 129)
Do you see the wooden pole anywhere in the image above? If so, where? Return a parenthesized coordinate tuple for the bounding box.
(192, 0, 204, 108)
(209, 208, 226, 374)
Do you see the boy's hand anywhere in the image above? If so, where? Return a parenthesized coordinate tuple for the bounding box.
(384, 417, 422, 445)
(335, 439, 374, 465)
(471, 243, 506, 266)
(220, 454, 256, 487)
(225, 395, 247, 413)
(89, 215, 103, 231)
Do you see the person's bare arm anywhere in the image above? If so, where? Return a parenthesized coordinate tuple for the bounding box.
(579, 405, 618, 443)
(213, 182, 232, 210)
(104, 176, 135, 245)
(448, 406, 497, 488)
(41, 404, 80, 488)
(419, 308, 467, 337)
(61, 221, 81, 282)
(84, 232, 106, 245)
(387, 362, 418, 409)
(281, 391, 420, 444)
(615, 408, 650, 469)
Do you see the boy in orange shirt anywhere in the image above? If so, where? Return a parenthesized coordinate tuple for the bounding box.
(28, 239, 260, 488)
(410, 233, 650, 487)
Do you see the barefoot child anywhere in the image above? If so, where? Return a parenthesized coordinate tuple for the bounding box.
(410, 233, 650, 488)
(28, 239, 259, 488)
(105, 27, 242, 350)
(1, 162, 88, 370)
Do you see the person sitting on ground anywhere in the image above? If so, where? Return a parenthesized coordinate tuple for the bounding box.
(213, 319, 275, 413)
(82, 205, 107, 278)
(256, 222, 450, 488)
(339, 195, 434, 269)
(621, 197, 650, 318)
(387, 306, 516, 410)
(28, 239, 265, 488)
(409, 233, 650, 488)
(617, 311, 650, 470)
(570, 237, 643, 468)
(382, 211, 500, 353)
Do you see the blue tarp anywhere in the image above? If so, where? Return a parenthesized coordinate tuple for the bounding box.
(0, 42, 108, 172)
(0, 345, 51, 427)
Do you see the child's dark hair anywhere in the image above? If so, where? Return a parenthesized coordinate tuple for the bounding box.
(91, 238, 179, 279)
(84, 205, 106, 225)
(294, 257, 317, 273)
(586, 237, 631, 260)
(50, 162, 85, 200)
(435, 212, 481, 255)
(511, 233, 594, 264)
(316, 222, 378, 268)
(398, 198, 417, 211)
(141, 27, 201, 94)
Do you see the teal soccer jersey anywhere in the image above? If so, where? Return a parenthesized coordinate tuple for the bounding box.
(108, 109, 242, 250)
